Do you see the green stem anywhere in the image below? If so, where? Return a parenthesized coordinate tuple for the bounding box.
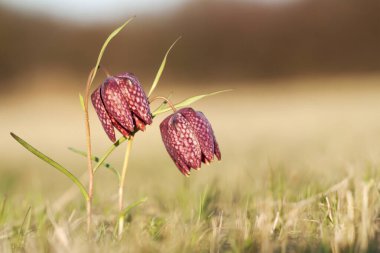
(149, 96, 177, 113)
(84, 68, 96, 235)
(118, 137, 134, 238)
(93, 136, 128, 174)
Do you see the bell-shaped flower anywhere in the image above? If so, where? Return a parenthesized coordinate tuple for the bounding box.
(91, 73, 152, 142)
(160, 107, 221, 176)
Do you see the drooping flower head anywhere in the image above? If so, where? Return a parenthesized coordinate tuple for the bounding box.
(91, 72, 152, 142)
(160, 107, 221, 176)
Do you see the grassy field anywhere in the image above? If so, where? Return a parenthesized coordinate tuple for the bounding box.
(0, 74, 380, 252)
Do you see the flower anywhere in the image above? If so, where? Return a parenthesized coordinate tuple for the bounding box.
(91, 72, 152, 142)
(160, 107, 221, 176)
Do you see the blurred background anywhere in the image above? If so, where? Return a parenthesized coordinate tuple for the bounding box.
(1, 0, 380, 202)
(1, 0, 380, 85)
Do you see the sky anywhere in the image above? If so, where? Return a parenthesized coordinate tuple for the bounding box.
(0, 0, 189, 23)
(0, 0, 293, 23)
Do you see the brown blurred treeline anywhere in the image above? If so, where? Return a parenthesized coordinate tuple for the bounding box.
(1, 0, 380, 89)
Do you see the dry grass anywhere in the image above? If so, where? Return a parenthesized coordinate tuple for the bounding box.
(0, 74, 380, 252)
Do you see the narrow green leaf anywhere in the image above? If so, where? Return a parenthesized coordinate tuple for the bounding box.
(10, 133, 89, 201)
(68, 147, 120, 180)
(0, 196, 7, 224)
(198, 186, 209, 221)
(19, 206, 32, 236)
(152, 89, 232, 116)
(120, 197, 148, 218)
(115, 196, 147, 237)
(79, 93, 85, 111)
(92, 136, 128, 174)
(148, 37, 181, 98)
(89, 17, 134, 88)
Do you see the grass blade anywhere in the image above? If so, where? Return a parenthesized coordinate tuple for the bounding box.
(89, 17, 134, 88)
(198, 186, 208, 222)
(10, 133, 89, 201)
(115, 196, 147, 239)
(68, 147, 120, 180)
(152, 89, 232, 116)
(19, 206, 32, 236)
(148, 37, 181, 97)
(120, 197, 148, 219)
(0, 196, 7, 224)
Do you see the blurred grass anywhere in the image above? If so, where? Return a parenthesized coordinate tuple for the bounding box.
(0, 74, 380, 252)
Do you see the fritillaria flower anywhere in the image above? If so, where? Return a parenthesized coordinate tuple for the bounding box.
(160, 107, 221, 176)
(91, 73, 152, 142)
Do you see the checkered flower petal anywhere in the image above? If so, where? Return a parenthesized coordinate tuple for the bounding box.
(109, 115, 130, 138)
(100, 77, 134, 133)
(116, 73, 153, 126)
(213, 138, 221, 160)
(160, 117, 191, 176)
(91, 88, 116, 142)
(91, 73, 154, 142)
(160, 107, 221, 176)
(160, 113, 202, 176)
(179, 108, 216, 163)
(196, 111, 221, 161)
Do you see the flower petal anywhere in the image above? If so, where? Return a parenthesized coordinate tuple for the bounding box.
(116, 73, 153, 125)
(214, 139, 221, 160)
(160, 117, 183, 173)
(91, 88, 116, 142)
(168, 113, 201, 169)
(133, 114, 146, 131)
(179, 108, 216, 162)
(100, 77, 134, 133)
(160, 113, 202, 174)
(109, 115, 130, 138)
(176, 158, 191, 176)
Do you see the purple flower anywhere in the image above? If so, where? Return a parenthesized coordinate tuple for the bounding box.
(160, 107, 221, 176)
(91, 73, 152, 142)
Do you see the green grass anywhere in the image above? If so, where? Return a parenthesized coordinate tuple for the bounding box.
(0, 158, 379, 252)
(2, 76, 380, 252)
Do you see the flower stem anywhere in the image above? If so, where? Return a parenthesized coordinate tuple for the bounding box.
(149, 96, 177, 113)
(84, 68, 96, 235)
(118, 136, 134, 238)
(93, 136, 128, 175)
(83, 65, 111, 235)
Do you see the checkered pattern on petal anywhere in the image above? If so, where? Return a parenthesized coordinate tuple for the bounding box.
(168, 113, 202, 169)
(179, 108, 217, 162)
(100, 77, 134, 133)
(160, 117, 190, 176)
(160, 113, 202, 175)
(197, 111, 221, 160)
(91, 88, 116, 142)
(116, 73, 153, 126)
(213, 138, 221, 160)
(109, 115, 130, 138)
